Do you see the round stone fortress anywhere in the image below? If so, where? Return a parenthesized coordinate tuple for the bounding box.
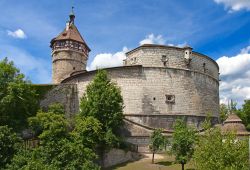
(42, 11, 219, 151)
(62, 44, 219, 130)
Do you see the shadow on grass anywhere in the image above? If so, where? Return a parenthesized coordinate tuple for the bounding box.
(156, 161, 196, 170)
(103, 153, 147, 170)
(103, 161, 132, 170)
(155, 161, 173, 166)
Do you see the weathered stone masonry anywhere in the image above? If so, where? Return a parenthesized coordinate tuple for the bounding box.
(41, 12, 220, 152)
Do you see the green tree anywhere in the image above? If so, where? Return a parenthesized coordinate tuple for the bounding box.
(0, 126, 20, 169)
(71, 116, 102, 149)
(47, 102, 65, 115)
(193, 127, 249, 170)
(80, 70, 124, 131)
(6, 148, 57, 170)
(8, 105, 100, 170)
(79, 70, 124, 151)
(149, 128, 166, 163)
(237, 100, 250, 131)
(0, 58, 38, 130)
(219, 104, 229, 122)
(171, 119, 197, 170)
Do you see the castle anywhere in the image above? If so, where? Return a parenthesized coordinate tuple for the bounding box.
(41, 10, 220, 151)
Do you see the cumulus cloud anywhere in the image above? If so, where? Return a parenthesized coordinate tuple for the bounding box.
(0, 45, 51, 83)
(7, 29, 27, 39)
(87, 47, 129, 71)
(139, 33, 188, 48)
(217, 45, 250, 106)
(214, 0, 250, 12)
(88, 34, 188, 71)
(139, 34, 165, 45)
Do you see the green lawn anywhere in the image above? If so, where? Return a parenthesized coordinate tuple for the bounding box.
(105, 155, 195, 170)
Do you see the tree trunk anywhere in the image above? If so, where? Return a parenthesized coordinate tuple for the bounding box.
(181, 163, 185, 170)
(97, 146, 105, 167)
(152, 152, 155, 164)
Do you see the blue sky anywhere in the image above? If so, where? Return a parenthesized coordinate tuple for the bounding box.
(0, 0, 250, 106)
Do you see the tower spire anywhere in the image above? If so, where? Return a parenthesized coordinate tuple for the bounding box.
(69, 6, 75, 24)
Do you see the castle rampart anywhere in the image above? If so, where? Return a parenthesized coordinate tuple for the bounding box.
(41, 11, 220, 152)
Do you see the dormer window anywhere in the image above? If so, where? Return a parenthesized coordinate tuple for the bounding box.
(184, 49, 192, 65)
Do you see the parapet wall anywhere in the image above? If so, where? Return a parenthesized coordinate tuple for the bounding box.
(125, 45, 219, 79)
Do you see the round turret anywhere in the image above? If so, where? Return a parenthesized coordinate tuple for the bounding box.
(50, 8, 90, 83)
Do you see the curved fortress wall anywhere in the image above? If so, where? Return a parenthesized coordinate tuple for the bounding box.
(124, 45, 219, 79)
(62, 45, 220, 131)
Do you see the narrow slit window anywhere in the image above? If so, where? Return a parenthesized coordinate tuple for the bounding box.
(162, 55, 166, 61)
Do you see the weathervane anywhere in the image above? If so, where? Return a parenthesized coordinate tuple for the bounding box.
(71, 6, 74, 15)
(69, 6, 75, 24)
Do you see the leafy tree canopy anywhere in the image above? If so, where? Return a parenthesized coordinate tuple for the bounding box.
(237, 100, 250, 131)
(71, 116, 102, 149)
(193, 127, 249, 170)
(219, 103, 229, 122)
(171, 119, 197, 169)
(47, 102, 65, 115)
(0, 58, 38, 130)
(149, 128, 167, 163)
(8, 104, 100, 170)
(79, 70, 124, 149)
(0, 126, 20, 169)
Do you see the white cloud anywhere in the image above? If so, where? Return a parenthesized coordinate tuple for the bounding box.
(0, 45, 51, 83)
(139, 33, 188, 48)
(88, 34, 188, 71)
(139, 34, 165, 45)
(214, 0, 250, 12)
(167, 42, 188, 48)
(87, 47, 129, 71)
(217, 45, 250, 107)
(7, 29, 27, 39)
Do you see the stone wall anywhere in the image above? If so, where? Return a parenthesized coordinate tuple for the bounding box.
(103, 148, 139, 168)
(64, 65, 219, 127)
(52, 50, 87, 83)
(42, 45, 220, 152)
(40, 84, 79, 119)
(125, 45, 219, 79)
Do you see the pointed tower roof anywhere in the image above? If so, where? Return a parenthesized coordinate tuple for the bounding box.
(221, 113, 250, 136)
(53, 24, 87, 44)
(50, 7, 90, 52)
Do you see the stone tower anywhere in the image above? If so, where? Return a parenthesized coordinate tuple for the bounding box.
(50, 8, 90, 83)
